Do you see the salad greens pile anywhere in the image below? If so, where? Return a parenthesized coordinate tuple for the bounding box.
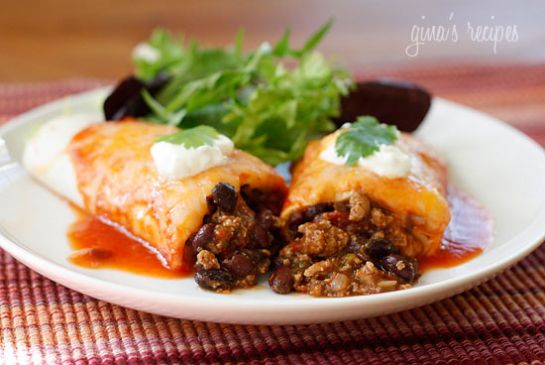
(132, 20, 353, 165)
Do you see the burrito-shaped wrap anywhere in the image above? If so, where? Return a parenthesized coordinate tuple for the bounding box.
(270, 127, 450, 297)
(24, 119, 287, 292)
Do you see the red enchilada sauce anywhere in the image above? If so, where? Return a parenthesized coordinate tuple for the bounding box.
(68, 210, 190, 279)
(67, 186, 492, 277)
(419, 186, 493, 271)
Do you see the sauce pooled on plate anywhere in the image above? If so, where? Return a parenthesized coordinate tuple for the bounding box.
(68, 208, 190, 279)
(68, 186, 493, 277)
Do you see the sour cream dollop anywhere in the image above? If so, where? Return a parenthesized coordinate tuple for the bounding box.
(320, 139, 412, 179)
(150, 135, 234, 180)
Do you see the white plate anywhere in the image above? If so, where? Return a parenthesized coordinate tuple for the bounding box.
(0, 88, 544, 325)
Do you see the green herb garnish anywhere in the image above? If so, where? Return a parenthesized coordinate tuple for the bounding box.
(157, 125, 219, 148)
(132, 19, 352, 165)
(335, 116, 399, 165)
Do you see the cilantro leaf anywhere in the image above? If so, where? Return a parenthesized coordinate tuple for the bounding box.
(335, 116, 399, 166)
(132, 20, 353, 165)
(157, 125, 219, 148)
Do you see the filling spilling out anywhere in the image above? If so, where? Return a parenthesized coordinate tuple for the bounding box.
(186, 182, 284, 293)
(187, 184, 421, 296)
(269, 192, 419, 297)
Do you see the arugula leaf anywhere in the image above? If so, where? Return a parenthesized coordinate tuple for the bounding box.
(132, 20, 352, 165)
(272, 29, 291, 57)
(272, 17, 333, 58)
(297, 17, 334, 56)
(335, 116, 399, 166)
(133, 30, 185, 82)
(157, 125, 219, 148)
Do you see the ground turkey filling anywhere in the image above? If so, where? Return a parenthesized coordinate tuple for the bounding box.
(187, 182, 283, 293)
(269, 192, 419, 297)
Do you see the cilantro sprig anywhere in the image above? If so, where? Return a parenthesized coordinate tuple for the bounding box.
(132, 19, 352, 165)
(335, 116, 399, 165)
(157, 125, 219, 148)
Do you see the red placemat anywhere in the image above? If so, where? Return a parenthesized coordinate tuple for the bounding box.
(1, 64, 545, 364)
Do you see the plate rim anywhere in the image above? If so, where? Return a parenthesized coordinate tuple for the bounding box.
(1, 87, 545, 324)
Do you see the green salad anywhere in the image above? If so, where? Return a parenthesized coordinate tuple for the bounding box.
(130, 20, 353, 165)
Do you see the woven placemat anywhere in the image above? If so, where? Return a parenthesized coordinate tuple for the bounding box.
(1, 64, 545, 364)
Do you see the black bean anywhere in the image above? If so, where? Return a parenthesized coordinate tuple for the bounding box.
(257, 209, 276, 230)
(365, 238, 398, 261)
(380, 254, 418, 283)
(255, 253, 272, 274)
(344, 222, 366, 234)
(304, 203, 334, 220)
(191, 223, 216, 252)
(347, 235, 366, 253)
(252, 224, 272, 247)
(269, 266, 294, 294)
(240, 184, 261, 211)
(212, 183, 237, 212)
(206, 195, 217, 215)
(287, 203, 333, 232)
(334, 201, 350, 213)
(223, 252, 256, 278)
(287, 210, 306, 232)
(244, 249, 267, 264)
(195, 269, 234, 292)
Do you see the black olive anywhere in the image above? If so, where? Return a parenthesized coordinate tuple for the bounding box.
(269, 266, 294, 294)
(103, 73, 170, 120)
(380, 254, 418, 283)
(211, 183, 237, 212)
(336, 80, 432, 132)
(190, 223, 216, 252)
(195, 269, 234, 292)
